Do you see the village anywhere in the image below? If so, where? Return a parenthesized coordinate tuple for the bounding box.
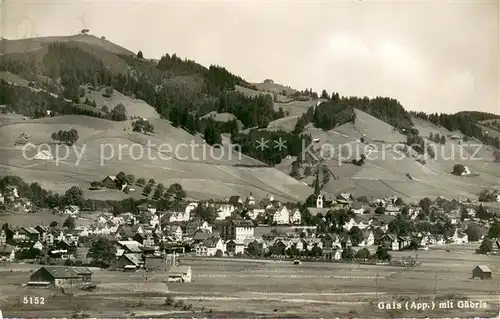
(1, 175, 499, 295)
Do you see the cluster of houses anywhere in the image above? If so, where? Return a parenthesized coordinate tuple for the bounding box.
(1, 184, 497, 270)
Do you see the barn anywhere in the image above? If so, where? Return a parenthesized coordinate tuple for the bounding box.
(29, 266, 93, 287)
(471, 265, 492, 279)
(101, 176, 117, 189)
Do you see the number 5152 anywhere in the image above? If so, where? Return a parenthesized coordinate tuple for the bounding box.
(22, 296, 45, 305)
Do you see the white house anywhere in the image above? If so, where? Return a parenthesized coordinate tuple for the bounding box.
(63, 205, 79, 216)
(33, 149, 53, 160)
(273, 206, 290, 225)
(196, 237, 225, 256)
(169, 203, 197, 222)
(215, 203, 235, 220)
(359, 230, 375, 246)
(289, 209, 301, 224)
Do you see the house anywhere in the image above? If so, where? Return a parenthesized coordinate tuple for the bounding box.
(185, 221, 212, 236)
(322, 248, 342, 261)
(289, 209, 301, 224)
(226, 240, 245, 255)
(63, 205, 80, 216)
(0, 245, 15, 261)
(215, 203, 236, 220)
(222, 220, 255, 241)
(167, 265, 192, 283)
(29, 266, 83, 288)
(382, 234, 400, 251)
(113, 253, 141, 270)
(471, 265, 492, 279)
(169, 203, 196, 222)
(0, 230, 6, 245)
(195, 237, 225, 256)
(360, 230, 375, 246)
(273, 206, 290, 225)
(101, 176, 118, 189)
(246, 194, 255, 206)
(228, 195, 244, 206)
(20, 227, 40, 242)
(33, 149, 53, 160)
(165, 225, 183, 242)
(73, 267, 93, 282)
(321, 234, 342, 250)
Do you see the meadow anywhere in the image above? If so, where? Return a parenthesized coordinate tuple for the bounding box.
(1, 244, 498, 318)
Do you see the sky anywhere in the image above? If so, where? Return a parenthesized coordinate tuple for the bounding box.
(1, 0, 499, 114)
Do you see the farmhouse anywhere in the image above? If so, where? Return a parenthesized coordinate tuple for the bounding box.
(101, 176, 118, 189)
(471, 265, 492, 280)
(33, 149, 53, 160)
(29, 266, 92, 287)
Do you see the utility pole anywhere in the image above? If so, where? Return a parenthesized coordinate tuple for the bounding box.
(433, 273, 438, 295)
(375, 272, 379, 298)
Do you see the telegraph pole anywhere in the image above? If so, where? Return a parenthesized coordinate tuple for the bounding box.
(433, 273, 438, 295)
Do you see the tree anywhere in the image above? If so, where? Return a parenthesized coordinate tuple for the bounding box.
(167, 183, 186, 201)
(375, 206, 385, 215)
(88, 237, 116, 266)
(63, 186, 84, 207)
(476, 204, 490, 220)
(466, 223, 482, 242)
(452, 164, 466, 175)
(440, 135, 446, 144)
(142, 183, 153, 196)
(494, 150, 500, 162)
(110, 103, 127, 121)
(477, 237, 493, 254)
(341, 247, 354, 260)
(136, 177, 146, 186)
(132, 118, 154, 134)
(375, 246, 391, 261)
(310, 244, 322, 258)
(153, 183, 165, 199)
(137, 50, 144, 59)
(349, 226, 363, 246)
(192, 204, 217, 223)
(320, 89, 330, 100)
(63, 216, 76, 230)
(355, 248, 370, 260)
(487, 220, 500, 239)
(49, 221, 58, 227)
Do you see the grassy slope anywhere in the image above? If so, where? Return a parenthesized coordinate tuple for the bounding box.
(275, 109, 500, 201)
(0, 114, 312, 202)
(82, 85, 160, 119)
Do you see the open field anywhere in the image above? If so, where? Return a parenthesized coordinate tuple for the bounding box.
(0, 114, 312, 202)
(1, 244, 498, 318)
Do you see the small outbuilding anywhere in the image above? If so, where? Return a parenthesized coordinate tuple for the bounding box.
(471, 265, 492, 279)
(33, 150, 53, 160)
(167, 265, 191, 283)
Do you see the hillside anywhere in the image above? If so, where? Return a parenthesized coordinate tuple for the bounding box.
(287, 109, 500, 201)
(0, 33, 499, 203)
(0, 114, 312, 201)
